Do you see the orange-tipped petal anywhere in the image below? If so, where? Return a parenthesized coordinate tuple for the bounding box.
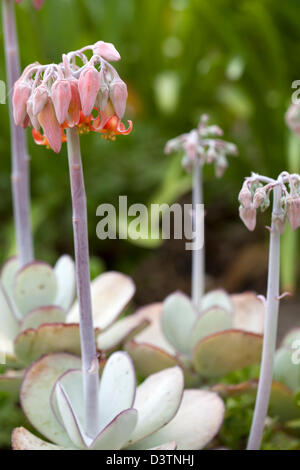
(68, 81, 81, 127)
(110, 79, 128, 119)
(78, 67, 100, 116)
(104, 115, 133, 136)
(51, 80, 72, 124)
(93, 41, 121, 62)
(38, 99, 62, 153)
(13, 82, 31, 126)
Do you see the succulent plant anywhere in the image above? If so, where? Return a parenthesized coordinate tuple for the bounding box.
(212, 329, 300, 425)
(0, 255, 75, 365)
(12, 351, 225, 450)
(125, 290, 264, 386)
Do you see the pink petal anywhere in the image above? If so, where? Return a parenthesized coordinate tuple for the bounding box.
(32, 85, 48, 116)
(13, 82, 31, 126)
(93, 41, 121, 62)
(110, 79, 128, 119)
(78, 67, 100, 116)
(51, 80, 72, 124)
(68, 81, 81, 127)
(27, 100, 40, 130)
(38, 99, 62, 153)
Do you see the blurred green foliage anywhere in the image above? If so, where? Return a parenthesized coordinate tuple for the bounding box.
(0, 0, 299, 277)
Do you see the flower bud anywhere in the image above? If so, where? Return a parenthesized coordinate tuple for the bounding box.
(253, 187, 266, 209)
(26, 100, 40, 130)
(32, 85, 48, 116)
(286, 196, 300, 231)
(68, 81, 81, 127)
(78, 67, 100, 116)
(215, 155, 228, 178)
(38, 99, 61, 153)
(51, 80, 72, 124)
(238, 182, 252, 209)
(13, 81, 31, 126)
(93, 41, 121, 62)
(110, 78, 128, 119)
(184, 130, 198, 160)
(239, 205, 257, 231)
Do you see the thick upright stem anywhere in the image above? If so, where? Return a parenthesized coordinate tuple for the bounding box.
(2, 0, 33, 266)
(67, 128, 99, 438)
(191, 158, 205, 309)
(247, 186, 281, 450)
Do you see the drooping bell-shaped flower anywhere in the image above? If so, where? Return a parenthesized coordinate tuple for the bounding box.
(12, 41, 132, 153)
(165, 114, 238, 177)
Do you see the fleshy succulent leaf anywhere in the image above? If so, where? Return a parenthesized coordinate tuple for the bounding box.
(54, 256, 76, 312)
(96, 316, 150, 352)
(200, 289, 232, 313)
(14, 262, 57, 318)
(125, 341, 199, 388)
(190, 306, 232, 347)
(281, 328, 300, 348)
(99, 352, 136, 429)
(162, 292, 198, 354)
(1, 256, 20, 315)
(231, 292, 265, 334)
(0, 282, 20, 340)
(131, 303, 175, 355)
(193, 330, 263, 377)
(20, 306, 66, 331)
(20, 353, 81, 447)
(127, 367, 184, 446)
(89, 409, 138, 450)
(67, 272, 135, 330)
(274, 347, 300, 392)
(149, 442, 177, 450)
(12, 427, 67, 450)
(128, 390, 225, 450)
(55, 382, 87, 449)
(14, 324, 85, 366)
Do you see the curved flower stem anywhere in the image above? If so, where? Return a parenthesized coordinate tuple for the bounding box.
(191, 158, 205, 309)
(247, 185, 282, 450)
(2, 0, 33, 267)
(66, 128, 100, 438)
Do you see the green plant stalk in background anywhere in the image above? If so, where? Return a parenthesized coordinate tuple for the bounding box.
(2, 0, 33, 267)
(281, 133, 300, 293)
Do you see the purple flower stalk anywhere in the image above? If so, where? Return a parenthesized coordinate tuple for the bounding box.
(165, 115, 237, 308)
(67, 128, 99, 436)
(2, 0, 33, 266)
(239, 172, 300, 450)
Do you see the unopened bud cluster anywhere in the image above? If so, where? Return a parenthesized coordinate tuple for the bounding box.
(13, 41, 131, 152)
(239, 172, 300, 233)
(164, 114, 238, 177)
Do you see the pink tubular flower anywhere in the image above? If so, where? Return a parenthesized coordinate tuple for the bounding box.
(12, 42, 132, 153)
(15, 0, 46, 10)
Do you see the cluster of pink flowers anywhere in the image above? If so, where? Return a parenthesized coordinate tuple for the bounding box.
(164, 114, 238, 177)
(13, 41, 132, 153)
(239, 172, 300, 232)
(15, 0, 45, 10)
